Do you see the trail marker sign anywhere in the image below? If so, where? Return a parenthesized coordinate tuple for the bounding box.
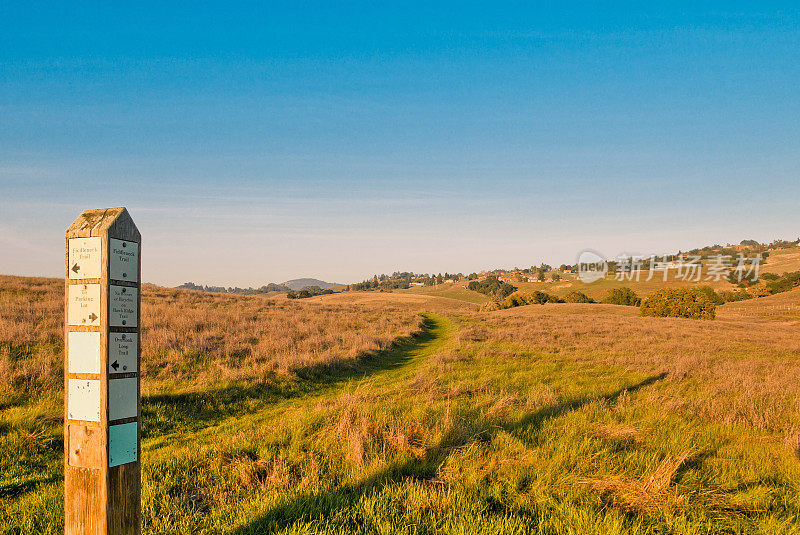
(65, 208, 141, 535)
(68, 284, 101, 326)
(69, 237, 103, 279)
(109, 238, 139, 282)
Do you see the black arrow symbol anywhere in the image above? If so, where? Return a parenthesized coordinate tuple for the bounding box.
(88, 313, 98, 322)
(111, 360, 119, 371)
(71, 263, 80, 274)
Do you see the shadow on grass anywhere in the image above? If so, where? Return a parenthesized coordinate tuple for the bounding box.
(142, 315, 441, 437)
(0, 396, 28, 412)
(0, 474, 60, 500)
(507, 372, 668, 447)
(229, 372, 669, 534)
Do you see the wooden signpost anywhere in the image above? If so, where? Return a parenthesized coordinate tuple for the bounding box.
(65, 208, 141, 535)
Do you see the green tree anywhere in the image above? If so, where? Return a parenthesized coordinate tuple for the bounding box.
(602, 287, 641, 306)
(765, 271, 800, 294)
(564, 291, 595, 303)
(467, 276, 516, 299)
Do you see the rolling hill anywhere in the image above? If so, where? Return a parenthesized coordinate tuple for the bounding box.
(282, 278, 337, 290)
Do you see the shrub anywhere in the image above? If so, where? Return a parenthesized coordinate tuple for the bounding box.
(564, 291, 596, 304)
(640, 288, 717, 320)
(765, 271, 800, 295)
(750, 286, 773, 298)
(727, 264, 761, 287)
(528, 290, 564, 305)
(716, 289, 753, 303)
(602, 288, 641, 307)
(467, 277, 517, 299)
(502, 294, 529, 308)
(478, 301, 501, 312)
(287, 286, 334, 299)
(698, 286, 724, 305)
(496, 291, 563, 310)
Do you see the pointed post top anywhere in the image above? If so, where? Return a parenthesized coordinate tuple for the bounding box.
(66, 207, 140, 242)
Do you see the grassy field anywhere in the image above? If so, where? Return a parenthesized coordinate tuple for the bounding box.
(406, 247, 800, 305)
(399, 273, 735, 304)
(762, 247, 800, 275)
(2, 275, 800, 534)
(401, 283, 491, 304)
(513, 275, 733, 300)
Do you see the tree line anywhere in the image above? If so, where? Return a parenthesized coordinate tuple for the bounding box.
(287, 286, 334, 299)
(178, 282, 291, 294)
(347, 272, 464, 291)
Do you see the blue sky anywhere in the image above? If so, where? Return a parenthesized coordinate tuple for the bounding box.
(1, 2, 798, 286)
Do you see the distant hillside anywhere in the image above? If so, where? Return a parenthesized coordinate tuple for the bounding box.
(177, 282, 290, 294)
(282, 278, 336, 291)
(177, 278, 337, 294)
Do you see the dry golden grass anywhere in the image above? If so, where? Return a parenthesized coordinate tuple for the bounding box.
(315, 289, 474, 312)
(761, 246, 800, 274)
(0, 275, 434, 398)
(590, 423, 640, 447)
(478, 290, 800, 434)
(716, 286, 800, 322)
(141, 286, 427, 388)
(0, 276, 63, 398)
(578, 449, 696, 513)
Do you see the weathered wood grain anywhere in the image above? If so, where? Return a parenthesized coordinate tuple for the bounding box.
(65, 208, 140, 535)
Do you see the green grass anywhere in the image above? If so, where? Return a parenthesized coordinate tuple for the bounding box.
(3, 309, 800, 534)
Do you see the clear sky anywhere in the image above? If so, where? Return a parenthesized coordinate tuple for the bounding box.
(1, 2, 798, 286)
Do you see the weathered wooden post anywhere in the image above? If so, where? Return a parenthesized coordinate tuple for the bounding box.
(65, 208, 141, 534)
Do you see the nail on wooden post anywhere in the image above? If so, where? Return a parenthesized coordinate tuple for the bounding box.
(65, 207, 141, 535)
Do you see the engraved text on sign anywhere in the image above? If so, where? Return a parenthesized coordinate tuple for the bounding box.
(68, 237, 102, 279)
(68, 284, 101, 326)
(109, 333, 138, 374)
(109, 285, 138, 327)
(109, 238, 139, 282)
